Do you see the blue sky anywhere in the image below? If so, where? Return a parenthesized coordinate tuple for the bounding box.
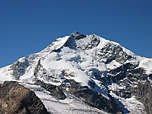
(0, 0, 152, 68)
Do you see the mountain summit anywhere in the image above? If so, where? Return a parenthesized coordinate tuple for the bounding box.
(0, 32, 152, 114)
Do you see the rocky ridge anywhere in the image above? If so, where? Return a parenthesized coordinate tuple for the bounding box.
(0, 81, 48, 114)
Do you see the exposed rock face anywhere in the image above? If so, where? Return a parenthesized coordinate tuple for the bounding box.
(71, 31, 86, 40)
(10, 58, 29, 79)
(35, 80, 66, 100)
(135, 81, 152, 114)
(64, 32, 100, 50)
(106, 62, 151, 113)
(95, 43, 133, 64)
(36, 79, 125, 113)
(0, 81, 48, 114)
(61, 79, 125, 114)
(107, 62, 148, 98)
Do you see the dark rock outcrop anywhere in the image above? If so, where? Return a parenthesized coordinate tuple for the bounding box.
(35, 80, 66, 100)
(95, 43, 133, 64)
(10, 58, 29, 79)
(64, 32, 100, 50)
(106, 62, 152, 113)
(107, 62, 148, 97)
(61, 79, 125, 114)
(135, 81, 152, 114)
(71, 31, 86, 40)
(0, 81, 48, 114)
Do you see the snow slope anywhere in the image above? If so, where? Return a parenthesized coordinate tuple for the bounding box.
(20, 82, 107, 114)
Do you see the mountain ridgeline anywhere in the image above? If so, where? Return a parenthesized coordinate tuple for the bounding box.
(0, 32, 152, 114)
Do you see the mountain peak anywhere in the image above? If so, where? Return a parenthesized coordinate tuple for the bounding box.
(71, 31, 81, 36)
(70, 31, 86, 40)
(1, 32, 152, 114)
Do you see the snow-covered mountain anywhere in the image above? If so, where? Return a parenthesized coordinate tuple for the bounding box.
(0, 32, 152, 114)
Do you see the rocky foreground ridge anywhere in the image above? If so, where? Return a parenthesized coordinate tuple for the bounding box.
(0, 81, 48, 114)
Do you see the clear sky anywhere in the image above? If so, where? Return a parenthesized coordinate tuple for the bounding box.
(0, 0, 152, 68)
